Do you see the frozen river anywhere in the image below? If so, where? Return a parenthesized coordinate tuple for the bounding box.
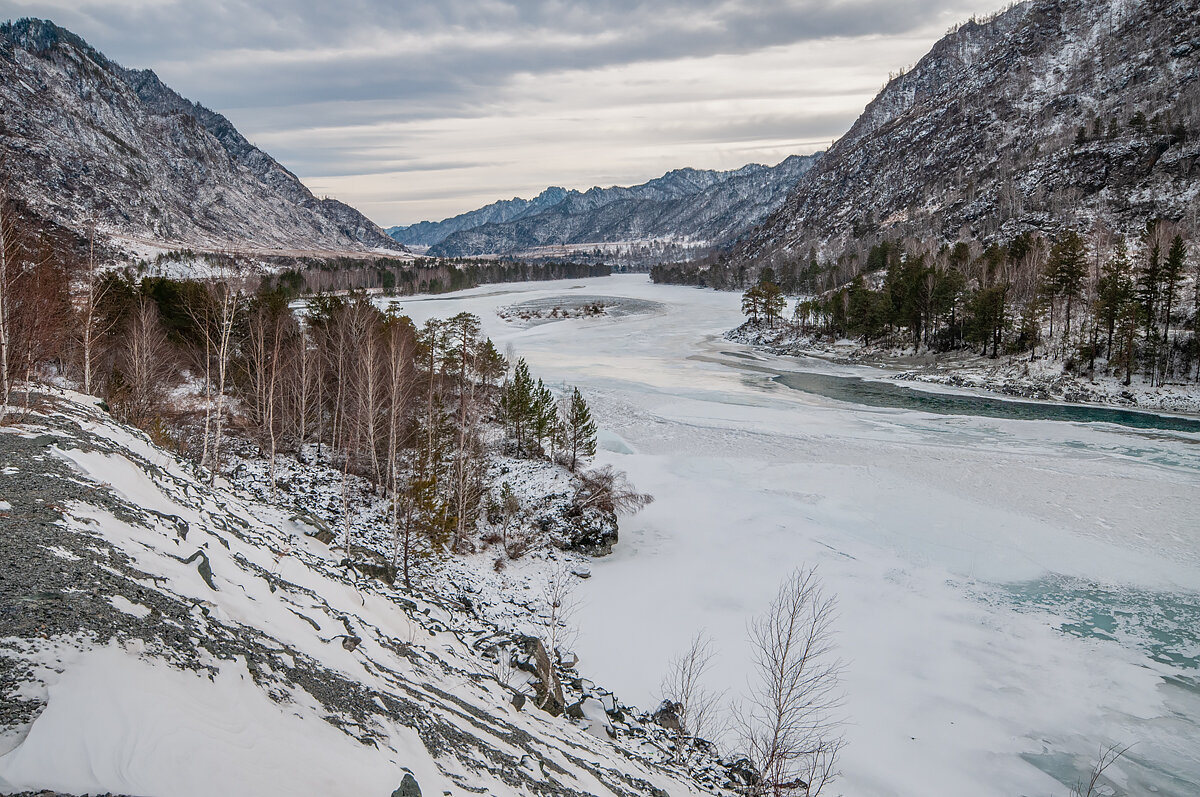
(386, 273, 1200, 797)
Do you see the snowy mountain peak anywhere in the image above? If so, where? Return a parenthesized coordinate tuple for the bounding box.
(390, 154, 822, 259)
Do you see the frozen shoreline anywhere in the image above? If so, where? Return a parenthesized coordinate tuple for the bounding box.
(725, 322, 1200, 416)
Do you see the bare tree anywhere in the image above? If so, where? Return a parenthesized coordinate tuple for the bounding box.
(243, 301, 292, 496)
(1071, 743, 1132, 797)
(660, 631, 726, 760)
(78, 225, 117, 396)
(536, 565, 579, 711)
(118, 298, 174, 427)
(738, 568, 844, 797)
(205, 277, 239, 482)
(0, 182, 20, 423)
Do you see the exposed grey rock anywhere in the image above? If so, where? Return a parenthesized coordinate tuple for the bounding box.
(651, 700, 683, 733)
(391, 772, 421, 797)
(0, 19, 405, 254)
(735, 0, 1200, 267)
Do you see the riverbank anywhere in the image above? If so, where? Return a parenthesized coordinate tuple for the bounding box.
(726, 322, 1200, 416)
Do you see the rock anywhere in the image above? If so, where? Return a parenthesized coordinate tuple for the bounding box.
(651, 699, 682, 732)
(512, 635, 565, 716)
(569, 563, 592, 579)
(511, 692, 526, 711)
(565, 511, 618, 557)
(724, 757, 760, 788)
(564, 700, 586, 720)
(391, 772, 421, 797)
(308, 527, 335, 545)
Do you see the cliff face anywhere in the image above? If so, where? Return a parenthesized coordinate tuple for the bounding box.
(735, 0, 1200, 265)
(0, 19, 405, 254)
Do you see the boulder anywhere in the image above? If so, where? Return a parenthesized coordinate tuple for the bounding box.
(391, 772, 421, 797)
(651, 699, 682, 732)
(513, 635, 565, 716)
(565, 510, 618, 556)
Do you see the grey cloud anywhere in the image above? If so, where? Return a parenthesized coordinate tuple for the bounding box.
(2, 0, 964, 111)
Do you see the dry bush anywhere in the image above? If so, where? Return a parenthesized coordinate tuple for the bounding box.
(574, 465, 653, 515)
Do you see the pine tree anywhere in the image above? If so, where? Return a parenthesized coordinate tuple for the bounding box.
(561, 386, 598, 472)
(1048, 230, 1088, 351)
(741, 285, 765, 324)
(531, 379, 556, 457)
(500, 358, 536, 456)
(1096, 238, 1134, 362)
(1162, 235, 1186, 343)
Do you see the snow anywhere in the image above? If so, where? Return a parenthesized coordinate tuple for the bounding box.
(0, 644, 404, 797)
(371, 273, 1200, 796)
(2, 383, 720, 797)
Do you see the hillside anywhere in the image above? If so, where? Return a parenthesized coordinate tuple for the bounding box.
(0, 19, 405, 255)
(388, 155, 820, 259)
(0, 390, 738, 797)
(733, 0, 1199, 269)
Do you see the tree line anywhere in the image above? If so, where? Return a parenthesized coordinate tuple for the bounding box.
(0, 190, 609, 589)
(734, 222, 1196, 385)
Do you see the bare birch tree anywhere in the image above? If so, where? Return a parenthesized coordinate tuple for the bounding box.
(0, 182, 18, 423)
(661, 631, 726, 760)
(739, 568, 844, 797)
(119, 298, 174, 426)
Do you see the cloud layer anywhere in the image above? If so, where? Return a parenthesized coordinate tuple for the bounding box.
(1, 0, 1004, 224)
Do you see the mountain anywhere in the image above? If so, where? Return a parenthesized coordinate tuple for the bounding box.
(0, 19, 405, 255)
(734, 0, 1200, 266)
(389, 155, 821, 258)
(387, 186, 572, 248)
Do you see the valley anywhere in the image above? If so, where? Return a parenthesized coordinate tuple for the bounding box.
(387, 274, 1200, 797)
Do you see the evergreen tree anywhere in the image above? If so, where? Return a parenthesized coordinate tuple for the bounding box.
(1162, 234, 1186, 343)
(561, 386, 598, 472)
(1047, 230, 1088, 349)
(532, 379, 556, 456)
(1095, 237, 1134, 361)
(500, 358, 536, 455)
(741, 284, 765, 324)
(761, 282, 786, 327)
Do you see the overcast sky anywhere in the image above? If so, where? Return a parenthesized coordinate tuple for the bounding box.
(2, 0, 1002, 226)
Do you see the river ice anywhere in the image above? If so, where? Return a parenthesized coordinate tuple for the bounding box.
(384, 274, 1200, 797)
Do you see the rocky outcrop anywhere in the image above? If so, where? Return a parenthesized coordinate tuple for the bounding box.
(0, 391, 736, 796)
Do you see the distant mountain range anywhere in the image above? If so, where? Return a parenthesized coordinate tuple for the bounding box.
(0, 19, 405, 255)
(388, 154, 821, 258)
(732, 0, 1200, 268)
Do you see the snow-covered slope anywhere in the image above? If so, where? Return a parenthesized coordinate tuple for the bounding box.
(0, 19, 404, 255)
(0, 391, 734, 797)
(389, 156, 820, 258)
(736, 0, 1200, 263)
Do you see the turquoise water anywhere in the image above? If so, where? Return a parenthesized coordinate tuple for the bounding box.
(773, 370, 1200, 434)
(998, 576, 1200, 796)
(999, 575, 1200, 672)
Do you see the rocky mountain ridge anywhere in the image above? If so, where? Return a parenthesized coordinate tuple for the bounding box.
(390, 155, 821, 259)
(733, 0, 1200, 268)
(0, 18, 405, 255)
